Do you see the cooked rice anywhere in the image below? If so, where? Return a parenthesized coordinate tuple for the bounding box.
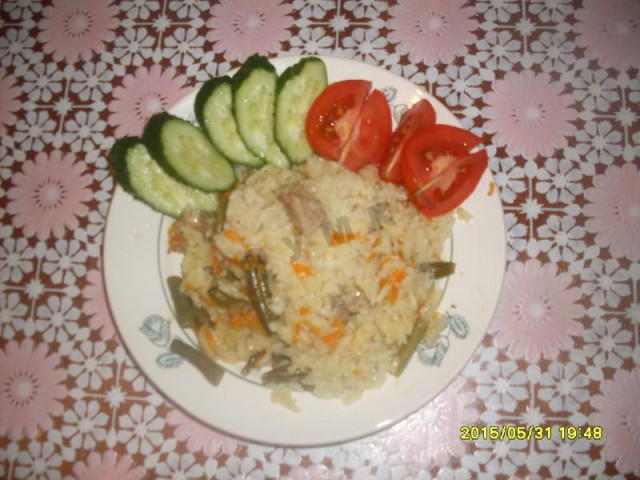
(175, 156, 453, 405)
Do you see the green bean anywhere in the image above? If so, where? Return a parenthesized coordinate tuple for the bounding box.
(418, 261, 456, 279)
(244, 253, 278, 330)
(211, 191, 230, 234)
(261, 365, 308, 386)
(167, 276, 209, 330)
(170, 338, 225, 386)
(241, 349, 267, 376)
(207, 287, 250, 309)
(394, 314, 431, 377)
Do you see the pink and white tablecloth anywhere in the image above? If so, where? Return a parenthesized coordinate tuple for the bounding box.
(0, 0, 639, 478)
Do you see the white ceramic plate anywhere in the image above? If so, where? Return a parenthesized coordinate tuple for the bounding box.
(103, 55, 506, 447)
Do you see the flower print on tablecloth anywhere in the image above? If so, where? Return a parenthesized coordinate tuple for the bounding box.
(14, 441, 63, 480)
(42, 239, 88, 286)
(528, 0, 574, 23)
(590, 368, 640, 476)
(435, 64, 484, 109)
(288, 27, 334, 56)
(388, 0, 478, 65)
(0, 292, 29, 340)
(538, 361, 589, 412)
(206, 0, 294, 63)
(582, 317, 634, 369)
(489, 156, 526, 205)
(119, 0, 161, 21)
(491, 259, 585, 363)
(111, 28, 155, 67)
(64, 110, 109, 153)
(153, 452, 205, 479)
(536, 214, 587, 264)
(3, 0, 43, 22)
(6, 151, 93, 241)
(163, 27, 206, 70)
(0, 28, 41, 70)
(575, 0, 640, 71)
(378, 377, 479, 470)
(83, 265, 116, 341)
(534, 158, 584, 206)
(584, 163, 640, 262)
(22, 63, 65, 104)
(37, 0, 119, 63)
(529, 31, 576, 74)
(0, 70, 20, 136)
(35, 295, 82, 347)
(571, 68, 621, 114)
(70, 62, 114, 103)
(169, 0, 209, 21)
(68, 340, 115, 390)
(476, 30, 522, 71)
(474, 0, 520, 23)
(108, 65, 190, 137)
(343, 0, 388, 20)
(117, 403, 166, 456)
(504, 213, 527, 261)
(62, 399, 110, 450)
(574, 120, 624, 167)
(0, 339, 67, 440)
(482, 70, 577, 160)
(281, 464, 345, 480)
(0, 236, 35, 285)
(72, 450, 145, 480)
(342, 28, 389, 65)
(166, 408, 238, 457)
(579, 258, 630, 309)
(13, 110, 57, 152)
(476, 357, 528, 413)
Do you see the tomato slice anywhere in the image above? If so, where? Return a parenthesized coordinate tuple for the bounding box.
(401, 125, 487, 217)
(339, 89, 392, 171)
(305, 80, 372, 160)
(379, 99, 436, 184)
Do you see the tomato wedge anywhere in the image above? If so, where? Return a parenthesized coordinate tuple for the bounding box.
(401, 125, 487, 217)
(339, 89, 392, 171)
(379, 99, 436, 184)
(305, 80, 371, 160)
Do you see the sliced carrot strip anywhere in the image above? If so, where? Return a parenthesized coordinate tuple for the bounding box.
(379, 269, 406, 305)
(227, 308, 264, 332)
(291, 261, 313, 278)
(168, 222, 186, 253)
(224, 229, 244, 242)
(331, 232, 368, 246)
(291, 322, 302, 346)
(322, 328, 345, 350)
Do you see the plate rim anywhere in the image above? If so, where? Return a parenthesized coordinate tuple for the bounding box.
(103, 54, 507, 447)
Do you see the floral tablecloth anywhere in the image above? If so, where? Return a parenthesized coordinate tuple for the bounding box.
(1, 0, 639, 478)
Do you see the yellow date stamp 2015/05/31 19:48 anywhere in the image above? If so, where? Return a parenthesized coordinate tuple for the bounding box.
(460, 425, 603, 441)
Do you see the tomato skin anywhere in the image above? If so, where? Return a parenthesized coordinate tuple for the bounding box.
(400, 125, 487, 217)
(305, 80, 372, 160)
(379, 99, 437, 184)
(339, 89, 392, 171)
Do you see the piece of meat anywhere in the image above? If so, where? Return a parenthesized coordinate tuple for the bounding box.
(278, 187, 327, 235)
(332, 287, 370, 319)
(180, 208, 211, 236)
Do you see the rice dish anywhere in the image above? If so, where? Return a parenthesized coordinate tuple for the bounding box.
(172, 156, 453, 406)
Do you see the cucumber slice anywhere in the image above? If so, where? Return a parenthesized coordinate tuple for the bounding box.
(109, 137, 219, 218)
(194, 76, 262, 167)
(233, 54, 290, 169)
(144, 112, 236, 192)
(275, 57, 328, 164)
